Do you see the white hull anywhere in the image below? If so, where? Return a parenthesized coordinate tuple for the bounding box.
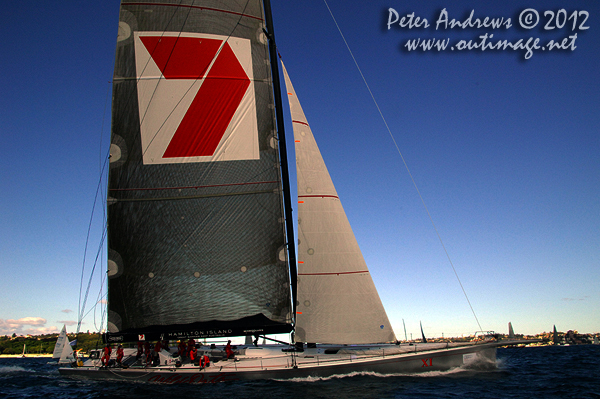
(59, 342, 503, 384)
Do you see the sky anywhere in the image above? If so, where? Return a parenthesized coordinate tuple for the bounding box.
(0, 1, 598, 340)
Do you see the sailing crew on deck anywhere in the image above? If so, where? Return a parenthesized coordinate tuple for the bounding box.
(200, 354, 210, 369)
(144, 341, 152, 366)
(136, 341, 144, 359)
(189, 345, 198, 365)
(101, 344, 112, 367)
(116, 345, 124, 366)
(225, 340, 234, 359)
(178, 340, 186, 358)
(151, 341, 162, 366)
(187, 338, 196, 358)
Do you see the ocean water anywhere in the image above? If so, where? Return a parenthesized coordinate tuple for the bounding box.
(1, 345, 599, 398)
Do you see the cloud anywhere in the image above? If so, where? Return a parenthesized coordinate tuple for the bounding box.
(561, 296, 589, 302)
(0, 317, 49, 336)
(61, 309, 74, 314)
(6, 317, 47, 326)
(57, 320, 78, 327)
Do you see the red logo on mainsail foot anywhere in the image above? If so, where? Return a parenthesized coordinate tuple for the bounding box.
(135, 33, 258, 164)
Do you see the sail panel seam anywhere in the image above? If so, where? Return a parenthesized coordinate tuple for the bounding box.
(121, 3, 264, 21)
(298, 271, 369, 276)
(298, 195, 339, 199)
(109, 181, 278, 192)
(110, 189, 275, 202)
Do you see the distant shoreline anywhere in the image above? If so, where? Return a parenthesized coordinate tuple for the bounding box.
(0, 354, 53, 358)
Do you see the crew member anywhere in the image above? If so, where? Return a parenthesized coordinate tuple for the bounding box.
(101, 344, 112, 367)
(187, 338, 196, 358)
(189, 345, 198, 364)
(225, 340, 234, 359)
(178, 340, 186, 358)
(200, 354, 210, 369)
(136, 341, 144, 359)
(151, 340, 162, 366)
(116, 345, 124, 366)
(144, 341, 152, 366)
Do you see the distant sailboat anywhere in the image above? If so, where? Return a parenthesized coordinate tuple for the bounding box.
(53, 325, 68, 360)
(508, 322, 515, 339)
(420, 322, 428, 343)
(553, 325, 561, 345)
(58, 340, 76, 365)
(59, 0, 534, 383)
(21, 344, 26, 358)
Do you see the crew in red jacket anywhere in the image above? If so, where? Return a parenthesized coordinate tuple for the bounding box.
(225, 340, 234, 359)
(187, 339, 196, 358)
(116, 345, 124, 366)
(200, 354, 210, 369)
(189, 345, 198, 363)
(178, 340, 186, 358)
(101, 344, 112, 367)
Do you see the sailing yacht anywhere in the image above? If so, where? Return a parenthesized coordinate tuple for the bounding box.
(53, 325, 68, 360)
(59, 0, 523, 383)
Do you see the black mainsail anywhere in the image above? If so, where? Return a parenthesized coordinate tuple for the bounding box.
(106, 0, 293, 342)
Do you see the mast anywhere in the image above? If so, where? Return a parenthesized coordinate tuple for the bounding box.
(263, 0, 298, 320)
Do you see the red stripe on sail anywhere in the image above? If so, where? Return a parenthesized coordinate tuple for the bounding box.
(156, 42, 250, 158)
(298, 271, 369, 276)
(140, 36, 221, 79)
(298, 195, 339, 199)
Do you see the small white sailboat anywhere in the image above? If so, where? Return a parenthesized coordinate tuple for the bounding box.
(508, 322, 515, 339)
(52, 325, 68, 360)
(58, 339, 76, 365)
(60, 0, 530, 383)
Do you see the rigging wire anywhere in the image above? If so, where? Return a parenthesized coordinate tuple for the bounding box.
(99, 79, 111, 335)
(77, 78, 112, 335)
(77, 145, 110, 334)
(78, 206, 108, 334)
(322, 0, 483, 333)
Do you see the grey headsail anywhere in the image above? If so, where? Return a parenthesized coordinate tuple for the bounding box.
(106, 0, 292, 341)
(282, 61, 396, 345)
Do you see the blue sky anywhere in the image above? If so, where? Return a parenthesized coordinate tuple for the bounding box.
(1, 1, 598, 339)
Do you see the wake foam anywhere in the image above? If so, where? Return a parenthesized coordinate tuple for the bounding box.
(278, 366, 474, 383)
(0, 365, 34, 374)
(462, 354, 499, 371)
(277, 357, 502, 383)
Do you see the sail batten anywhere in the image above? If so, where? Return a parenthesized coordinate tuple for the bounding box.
(106, 0, 292, 341)
(282, 61, 396, 345)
